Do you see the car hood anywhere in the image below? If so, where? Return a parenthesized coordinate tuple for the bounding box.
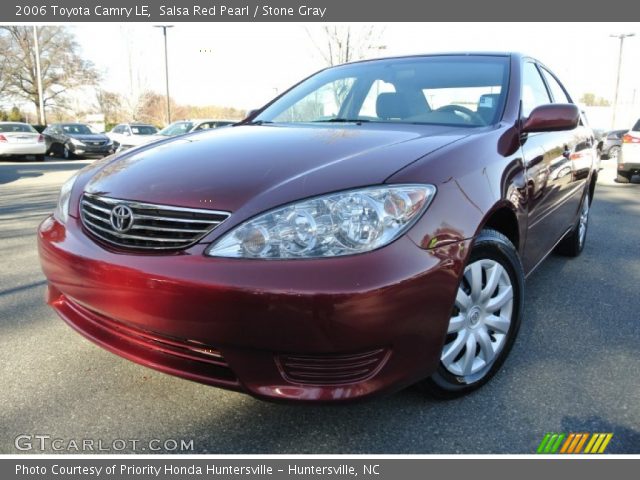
(85, 123, 470, 215)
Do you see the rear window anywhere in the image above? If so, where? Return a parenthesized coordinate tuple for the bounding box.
(633, 119, 640, 132)
(0, 123, 36, 133)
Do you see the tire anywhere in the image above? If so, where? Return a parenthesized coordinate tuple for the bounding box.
(556, 191, 590, 257)
(63, 144, 73, 160)
(607, 146, 620, 162)
(615, 171, 631, 184)
(417, 229, 524, 399)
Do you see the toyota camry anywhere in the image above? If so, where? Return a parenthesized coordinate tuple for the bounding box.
(38, 53, 597, 401)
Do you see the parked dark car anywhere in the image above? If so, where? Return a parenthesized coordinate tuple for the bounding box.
(38, 53, 597, 402)
(43, 123, 114, 159)
(601, 129, 627, 161)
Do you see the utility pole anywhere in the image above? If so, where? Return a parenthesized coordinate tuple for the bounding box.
(33, 26, 45, 125)
(154, 25, 174, 125)
(610, 33, 635, 129)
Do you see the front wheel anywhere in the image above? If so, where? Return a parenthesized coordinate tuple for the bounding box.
(63, 144, 73, 160)
(615, 171, 631, 183)
(607, 146, 620, 162)
(418, 229, 524, 399)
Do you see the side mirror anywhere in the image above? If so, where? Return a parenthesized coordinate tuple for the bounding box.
(522, 104, 580, 133)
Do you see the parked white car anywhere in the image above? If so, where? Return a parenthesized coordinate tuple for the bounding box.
(0, 122, 46, 161)
(107, 123, 159, 151)
(151, 119, 235, 140)
(618, 118, 640, 183)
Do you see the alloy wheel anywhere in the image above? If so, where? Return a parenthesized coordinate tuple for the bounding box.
(442, 259, 514, 380)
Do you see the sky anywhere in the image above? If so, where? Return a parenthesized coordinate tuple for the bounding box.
(68, 22, 640, 114)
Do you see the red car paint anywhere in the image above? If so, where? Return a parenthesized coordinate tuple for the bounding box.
(38, 53, 597, 401)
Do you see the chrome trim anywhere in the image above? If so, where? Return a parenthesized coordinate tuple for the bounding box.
(80, 193, 231, 251)
(84, 192, 229, 216)
(84, 218, 193, 243)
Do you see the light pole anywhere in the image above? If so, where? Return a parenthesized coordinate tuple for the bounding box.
(154, 25, 174, 125)
(610, 33, 635, 129)
(33, 26, 45, 125)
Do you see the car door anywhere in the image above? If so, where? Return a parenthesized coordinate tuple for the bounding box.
(520, 61, 582, 272)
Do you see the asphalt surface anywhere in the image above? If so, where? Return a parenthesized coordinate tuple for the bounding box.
(0, 157, 638, 454)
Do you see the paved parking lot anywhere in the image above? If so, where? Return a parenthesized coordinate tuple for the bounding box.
(1, 157, 639, 454)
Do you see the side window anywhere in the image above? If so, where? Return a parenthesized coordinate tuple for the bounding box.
(540, 68, 571, 104)
(522, 62, 551, 117)
(195, 122, 214, 131)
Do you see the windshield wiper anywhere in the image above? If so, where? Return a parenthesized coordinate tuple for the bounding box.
(312, 118, 371, 124)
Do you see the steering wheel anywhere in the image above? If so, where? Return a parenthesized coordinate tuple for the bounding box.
(434, 105, 485, 125)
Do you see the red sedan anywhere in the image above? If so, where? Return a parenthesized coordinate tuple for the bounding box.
(38, 53, 597, 402)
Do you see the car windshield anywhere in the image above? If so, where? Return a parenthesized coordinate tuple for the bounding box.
(633, 119, 640, 132)
(0, 123, 36, 133)
(61, 124, 93, 135)
(131, 125, 158, 135)
(255, 55, 510, 127)
(158, 122, 194, 136)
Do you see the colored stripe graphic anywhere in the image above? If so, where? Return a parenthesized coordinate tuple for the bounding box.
(537, 433, 613, 454)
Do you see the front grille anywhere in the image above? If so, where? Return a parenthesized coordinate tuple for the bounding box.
(81, 193, 230, 250)
(277, 348, 390, 386)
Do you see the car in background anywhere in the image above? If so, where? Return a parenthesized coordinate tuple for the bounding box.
(43, 123, 114, 160)
(618, 118, 640, 183)
(152, 119, 235, 140)
(107, 123, 159, 151)
(39, 53, 598, 402)
(0, 122, 46, 161)
(601, 129, 627, 161)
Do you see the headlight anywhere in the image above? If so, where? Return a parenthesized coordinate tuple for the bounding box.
(206, 184, 436, 259)
(70, 138, 85, 147)
(53, 173, 79, 224)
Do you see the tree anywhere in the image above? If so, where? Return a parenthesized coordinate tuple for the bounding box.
(306, 26, 386, 67)
(95, 89, 125, 126)
(0, 33, 11, 100)
(306, 26, 385, 106)
(0, 26, 100, 123)
(579, 92, 611, 107)
(135, 91, 168, 126)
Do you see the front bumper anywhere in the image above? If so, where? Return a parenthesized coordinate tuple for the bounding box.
(38, 215, 467, 402)
(71, 144, 114, 156)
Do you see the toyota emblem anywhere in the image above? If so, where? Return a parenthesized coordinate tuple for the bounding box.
(110, 204, 134, 232)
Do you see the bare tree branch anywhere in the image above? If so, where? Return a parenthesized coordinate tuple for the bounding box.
(0, 26, 100, 122)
